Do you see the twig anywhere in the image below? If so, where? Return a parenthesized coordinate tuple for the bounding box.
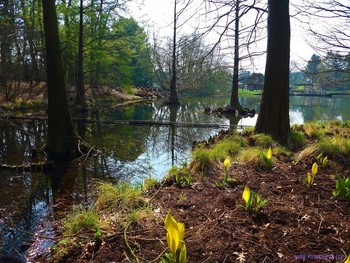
(149, 248, 168, 263)
(148, 178, 167, 203)
(16, 228, 56, 240)
(262, 255, 269, 263)
(124, 222, 140, 263)
(317, 213, 324, 234)
(83, 146, 95, 163)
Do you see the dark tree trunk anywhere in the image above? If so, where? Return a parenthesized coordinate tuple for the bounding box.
(255, 0, 290, 141)
(75, 0, 86, 108)
(0, 0, 10, 96)
(230, 0, 242, 111)
(42, 0, 78, 160)
(168, 0, 180, 105)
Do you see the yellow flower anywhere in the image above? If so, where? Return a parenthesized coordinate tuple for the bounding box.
(164, 210, 186, 261)
(242, 185, 252, 211)
(345, 254, 350, 263)
(311, 162, 318, 175)
(224, 157, 230, 170)
(266, 147, 272, 160)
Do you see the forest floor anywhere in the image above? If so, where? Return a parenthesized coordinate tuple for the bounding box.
(37, 126, 350, 263)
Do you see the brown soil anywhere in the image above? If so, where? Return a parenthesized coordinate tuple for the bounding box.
(42, 131, 350, 263)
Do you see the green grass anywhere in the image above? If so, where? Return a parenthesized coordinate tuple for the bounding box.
(63, 209, 99, 235)
(251, 133, 275, 148)
(317, 137, 350, 156)
(236, 147, 262, 167)
(192, 136, 246, 162)
(238, 89, 261, 96)
(289, 130, 307, 150)
(93, 181, 146, 214)
(303, 122, 327, 139)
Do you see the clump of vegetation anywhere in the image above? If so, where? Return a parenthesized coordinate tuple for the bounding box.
(260, 147, 273, 170)
(242, 185, 268, 213)
(63, 209, 99, 235)
(289, 130, 307, 150)
(51, 208, 100, 262)
(236, 147, 261, 167)
(143, 175, 160, 190)
(332, 176, 350, 200)
(168, 163, 192, 187)
(191, 136, 245, 166)
(251, 133, 274, 148)
(236, 147, 274, 171)
(163, 211, 186, 263)
(93, 181, 149, 225)
(51, 238, 80, 262)
(317, 137, 350, 157)
(303, 122, 326, 139)
(52, 181, 152, 262)
(304, 162, 318, 187)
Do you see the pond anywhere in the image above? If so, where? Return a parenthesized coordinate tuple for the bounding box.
(1, 94, 349, 261)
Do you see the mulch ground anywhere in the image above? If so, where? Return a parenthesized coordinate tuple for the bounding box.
(54, 141, 350, 263)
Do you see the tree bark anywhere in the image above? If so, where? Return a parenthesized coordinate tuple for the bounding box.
(255, 0, 290, 141)
(0, 0, 10, 97)
(42, 0, 78, 160)
(230, 0, 242, 111)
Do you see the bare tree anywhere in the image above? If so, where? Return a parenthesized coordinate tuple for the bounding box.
(167, 0, 199, 105)
(168, 0, 181, 105)
(204, 0, 267, 111)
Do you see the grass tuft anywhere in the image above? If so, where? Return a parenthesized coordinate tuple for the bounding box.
(251, 133, 274, 148)
(63, 209, 99, 235)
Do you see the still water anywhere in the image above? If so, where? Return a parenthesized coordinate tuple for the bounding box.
(0, 94, 349, 261)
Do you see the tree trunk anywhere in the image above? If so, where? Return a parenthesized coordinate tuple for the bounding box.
(42, 0, 78, 160)
(230, 0, 242, 111)
(0, 0, 10, 98)
(255, 0, 290, 141)
(75, 0, 86, 108)
(168, 0, 180, 105)
(21, 0, 40, 83)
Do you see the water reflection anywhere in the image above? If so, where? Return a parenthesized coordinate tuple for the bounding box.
(0, 94, 349, 260)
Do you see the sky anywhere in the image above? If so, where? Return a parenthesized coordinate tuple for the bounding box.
(129, 0, 316, 73)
